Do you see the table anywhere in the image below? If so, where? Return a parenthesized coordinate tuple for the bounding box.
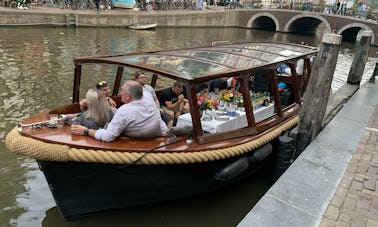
(176, 103, 274, 133)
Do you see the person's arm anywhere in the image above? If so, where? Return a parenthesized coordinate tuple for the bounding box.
(79, 99, 87, 110)
(71, 107, 126, 142)
(71, 124, 97, 138)
(107, 97, 117, 107)
(165, 94, 185, 110)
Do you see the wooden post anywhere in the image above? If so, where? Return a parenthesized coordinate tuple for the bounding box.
(347, 30, 373, 85)
(369, 61, 377, 83)
(296, 34, 342, 155)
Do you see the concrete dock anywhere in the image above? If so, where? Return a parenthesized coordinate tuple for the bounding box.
(238, 79, 378, 226)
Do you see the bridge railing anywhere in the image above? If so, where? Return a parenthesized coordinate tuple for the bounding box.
(261, 3, 325, 12)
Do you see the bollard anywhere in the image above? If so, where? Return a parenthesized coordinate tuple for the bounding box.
(347, 30, 373, 85)
(273, 132, 294, 181)
(369, 61, 377, 83)
(296, 33, 342, 156)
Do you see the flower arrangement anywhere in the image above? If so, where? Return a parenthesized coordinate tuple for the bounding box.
(197, 95, 217, 111)
(220, 89, 241, 103)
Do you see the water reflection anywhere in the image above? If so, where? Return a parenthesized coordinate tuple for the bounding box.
(0, 26, 377, 227)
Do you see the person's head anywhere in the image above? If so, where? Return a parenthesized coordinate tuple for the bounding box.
(96, 81, 111, 97)
(85, 88, 110, 126)
(134, 71, 147, 85)
(120, 80, 143, 104)
(172, 81, 184, 95)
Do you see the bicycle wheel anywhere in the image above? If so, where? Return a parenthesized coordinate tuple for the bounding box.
(78, 0, 88, 9)
(71, 0, 78, 10)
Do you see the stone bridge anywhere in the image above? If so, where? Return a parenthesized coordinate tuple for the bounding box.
(237, 9, 378, 46)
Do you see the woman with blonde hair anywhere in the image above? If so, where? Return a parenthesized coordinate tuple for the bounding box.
(72, 89, 116, 129)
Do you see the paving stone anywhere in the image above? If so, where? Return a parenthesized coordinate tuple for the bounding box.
(338, 213, 351, 224)
(330, 194, 345, 208)
(362, 154, 372, 162)
(364, 177, 376, 191)
(367, 144, 375, 152)
(335, 220, 350, 227)
(346, 164, 358, 174)
(367, 166, 378, 176)
(350, 180, 363, 191)
(357, 197, 371, 210)
(356, 164, 368, 175)
(325, 205, 340, 221)
(364, 208, 378, 221)
(372, 197, 378, 209)
(350, 218, 367, 227)
(339, 178, 352, 189)
(367, 219, 378, 227)
(319, 218, 336, 227)
(354, 175, 364, 183)
(343, 196, 357, 210)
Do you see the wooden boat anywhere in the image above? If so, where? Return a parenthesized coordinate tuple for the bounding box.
(111, 0, 135, 9)
(5, 42, 318, 220)
(129, 22, 158, 30)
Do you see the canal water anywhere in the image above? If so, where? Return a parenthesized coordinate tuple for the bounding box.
(0, 26, 377, 227)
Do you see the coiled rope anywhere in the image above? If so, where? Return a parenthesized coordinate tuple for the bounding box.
(5, 117, 298, 165)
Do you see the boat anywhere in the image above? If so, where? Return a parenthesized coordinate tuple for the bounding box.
(129, 22, 158, 30)
(111, 0, 135, 9)
(5, 42, 318, 220)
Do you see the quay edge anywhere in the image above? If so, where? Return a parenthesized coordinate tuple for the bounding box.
(237, 80, 378, 227)
(0, 7, 237, 28)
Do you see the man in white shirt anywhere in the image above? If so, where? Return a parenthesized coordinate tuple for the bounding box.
(71, 80, 168, 142)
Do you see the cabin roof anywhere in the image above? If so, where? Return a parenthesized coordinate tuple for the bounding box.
(74, 42, 318, 82)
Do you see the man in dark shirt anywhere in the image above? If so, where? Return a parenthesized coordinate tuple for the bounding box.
(159, 81, 189, 127)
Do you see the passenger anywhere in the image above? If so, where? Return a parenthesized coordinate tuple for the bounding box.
(209, 77, 227, 93)
(134, 71, 160, 108)
(158, 81, 189, 127)
(70, 89, 116, 129)
(71, 80, 168, 141)
(278, 59, 304, 76)
(80, 80, 117, 110)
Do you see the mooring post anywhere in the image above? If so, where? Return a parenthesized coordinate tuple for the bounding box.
(369, 61, 377, 83)
(347, 30, 373, 85)
(296, 33, 342, 156)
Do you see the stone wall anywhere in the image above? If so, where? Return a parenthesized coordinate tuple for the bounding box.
(0, 9, 237, 27)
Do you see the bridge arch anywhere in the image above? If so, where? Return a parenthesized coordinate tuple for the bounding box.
(284, 14, 332, 35)
(246, 12, 280, 32)
(338, 23, 375, 44)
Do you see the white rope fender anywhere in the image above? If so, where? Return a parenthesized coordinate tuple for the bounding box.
(5, 117, 299, 165)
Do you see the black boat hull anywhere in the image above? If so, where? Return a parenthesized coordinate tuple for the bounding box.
(38, 144, 273, 220)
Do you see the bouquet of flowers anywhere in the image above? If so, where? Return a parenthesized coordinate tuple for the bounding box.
(197, 95, 217, 111)
(220, 89, 241, 103)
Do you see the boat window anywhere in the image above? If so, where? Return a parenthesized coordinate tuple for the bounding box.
(249, 70, 276, 123)
(176, 73, 276, 135)
(116, 55, 231, 78)
(165, 50, 267, 68)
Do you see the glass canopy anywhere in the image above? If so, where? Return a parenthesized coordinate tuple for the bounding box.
(79, 42, 317, 80)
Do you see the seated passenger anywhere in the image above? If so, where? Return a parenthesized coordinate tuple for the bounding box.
(134, 71, 160, 108)
(209, 77, 227, 93)
(159, 81, 189, 127)
(70, 89, 116, 129)
(71, 80, 168, 141)
(80, 80, 117, 110)
(278, 59, 304, 76)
